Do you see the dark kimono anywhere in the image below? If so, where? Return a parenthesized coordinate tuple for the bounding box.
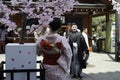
(69, 31, 87, 77)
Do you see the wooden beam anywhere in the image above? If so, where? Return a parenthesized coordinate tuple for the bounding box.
(97, 0, 112, 5)
(74, 3, 106, 9)
(78, 0, 97, 3)
(92, 10, 115, 17)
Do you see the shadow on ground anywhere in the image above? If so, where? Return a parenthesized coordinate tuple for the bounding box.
(82, 71, 120, 80)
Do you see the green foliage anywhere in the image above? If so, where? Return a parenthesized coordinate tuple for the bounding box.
(92, 16, 106, 26)
(91, 14, 115, 37)
(92, 14, 115, 26)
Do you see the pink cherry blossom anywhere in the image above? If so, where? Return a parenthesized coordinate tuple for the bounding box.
(0, 0, 76, 32)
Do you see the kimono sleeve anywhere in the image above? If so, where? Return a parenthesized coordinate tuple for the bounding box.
(57, 36, 72, 73)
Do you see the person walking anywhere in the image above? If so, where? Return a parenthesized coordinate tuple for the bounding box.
(69, 24, 87, 79)
(82, 28, 90, 63)
(36, 17, 72, 80)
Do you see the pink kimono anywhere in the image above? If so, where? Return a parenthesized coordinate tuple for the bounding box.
(36, 33, 72, 80)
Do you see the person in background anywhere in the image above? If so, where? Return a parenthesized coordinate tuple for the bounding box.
(6, 28, 20, 44)
(36, 17, 72, 80)
(82, 28, 90, 64)
(0, 25, 8, 53)
(69, 24, 87, 79)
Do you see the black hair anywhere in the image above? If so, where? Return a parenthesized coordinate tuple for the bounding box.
(49, 17, 62, 32)
(81, 27, 87, 32)
(83, 27, 87, 30)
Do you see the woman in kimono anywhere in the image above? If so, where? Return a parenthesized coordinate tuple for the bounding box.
(36, 17, 72, 80)
(69, 24, 87, 79)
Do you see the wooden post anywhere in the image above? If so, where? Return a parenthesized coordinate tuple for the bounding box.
(19, 13, 27, 44)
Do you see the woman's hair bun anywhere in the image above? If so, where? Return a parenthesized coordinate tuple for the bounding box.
(49, 17, 62, 31)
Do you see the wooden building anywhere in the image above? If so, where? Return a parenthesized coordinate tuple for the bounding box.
(6, 0, 114, 51)
(63, 0, 114, 51)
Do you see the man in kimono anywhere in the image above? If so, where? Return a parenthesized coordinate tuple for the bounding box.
(69, 24, 87, 79)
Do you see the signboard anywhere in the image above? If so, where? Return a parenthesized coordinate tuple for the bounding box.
(5, 43, 36, 80)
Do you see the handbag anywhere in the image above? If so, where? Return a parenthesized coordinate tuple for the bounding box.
(39, 61, 45, 80)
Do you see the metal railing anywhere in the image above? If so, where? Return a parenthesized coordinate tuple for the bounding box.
(0, 61, 45, 80)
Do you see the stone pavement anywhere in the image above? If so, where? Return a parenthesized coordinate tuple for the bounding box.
(80, 52, 120, 80)
(1, 52, 120, 80)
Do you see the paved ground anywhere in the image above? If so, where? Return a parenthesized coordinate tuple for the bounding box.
(81, 52, 120, 80)
(1, 52, 120, 80)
